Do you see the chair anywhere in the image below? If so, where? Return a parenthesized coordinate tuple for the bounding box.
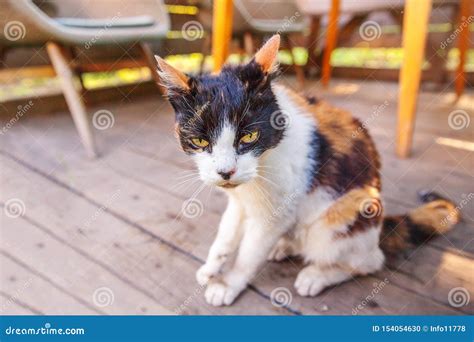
(297, 0, 468, 158)
(1, 0, 170, 157)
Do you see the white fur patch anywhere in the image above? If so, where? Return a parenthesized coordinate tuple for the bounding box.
(193, 123, 259, 186)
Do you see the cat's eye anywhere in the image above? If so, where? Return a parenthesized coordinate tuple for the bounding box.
(190, 138, 209, 148)
(240, 131, 259, 144)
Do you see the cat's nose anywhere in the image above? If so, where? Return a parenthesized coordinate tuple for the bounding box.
(217, 169, 236, 180)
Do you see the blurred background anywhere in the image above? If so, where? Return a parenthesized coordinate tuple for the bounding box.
(0, 0, 472, 316)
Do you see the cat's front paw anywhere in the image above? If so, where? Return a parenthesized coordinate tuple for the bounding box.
(205, 280, 240, 306)
(196, 264, 218, 286)
(294, 267, 325, 297)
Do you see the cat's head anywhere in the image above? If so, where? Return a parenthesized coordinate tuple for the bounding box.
(155, 35, 285, 188)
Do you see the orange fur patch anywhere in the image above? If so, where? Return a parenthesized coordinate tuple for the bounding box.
(320, 186, 381, 228)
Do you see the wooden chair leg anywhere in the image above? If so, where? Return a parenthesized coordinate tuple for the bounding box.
(68, 47, 87, 97)
(305, 16, 321, 76)
(284, 35, 305, 90)
(0, 47, 7, 69)
(243, 31, 255, 56)
(139, 42, 166, 94)
(396, 0, 432, 158)
(46, 42, 97, 158)
(321, 0, 340, 87)
(212, 0, 233, 72)
(199, 34, 212, 73)
(455, 0, 471, 98)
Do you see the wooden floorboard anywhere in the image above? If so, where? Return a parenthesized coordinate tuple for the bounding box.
(0, 253, 95, 315)
(0, 154, 280, 315)
(0, 291, 43, 315)
(0, 78, 472, 315)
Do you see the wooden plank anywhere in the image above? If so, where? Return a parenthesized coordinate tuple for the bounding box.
(0, 65, 55, 83)
(0, 253, 95, 315)
(382, 243, 474, 314)
(0, 292, 40, 314)
(0, 112, 462, 314)
(0, 291, 43, 315)
(0, 154, 282, 315)
(1, 213, 173, 315)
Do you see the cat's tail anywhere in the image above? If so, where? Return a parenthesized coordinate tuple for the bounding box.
(380, 191, 461, 255)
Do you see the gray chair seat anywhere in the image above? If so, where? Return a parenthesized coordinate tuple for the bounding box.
(1, 0, 170, 46)
(56, 16, 156, 29)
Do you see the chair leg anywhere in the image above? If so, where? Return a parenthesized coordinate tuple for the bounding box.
(305, 16, 321, 77)
(243, 32, 255, 56)
(0, 47, 7, 69)
(139, 42, 166, 94)
(199, 34, 212, 73)
(46, 42, 97, 158)
(455, 0, 471, 98)
(284, 35, 305, 90)
(322, 0, 340, 87)
(396, 0, 432, 158)
(212, 0, 233, 72)
(285, 35, 305, 90)
(68, 47, 87, 97)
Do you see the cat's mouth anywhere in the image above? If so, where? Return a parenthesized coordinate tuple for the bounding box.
(218, 182, 240, 189)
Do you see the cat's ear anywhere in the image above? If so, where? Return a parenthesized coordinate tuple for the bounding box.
(254, 34, 280, 73)
(154, 55, 190, 93)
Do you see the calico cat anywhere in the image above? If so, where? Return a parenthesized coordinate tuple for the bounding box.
(155, 35, 460, 307)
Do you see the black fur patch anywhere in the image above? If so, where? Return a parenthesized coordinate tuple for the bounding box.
(308, 119, 381, 195)
(167, 60, 285, 156)
(405, 216, 434, 245)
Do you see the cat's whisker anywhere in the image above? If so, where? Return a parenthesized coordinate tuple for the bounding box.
(171, 176, 201, 191)
(252, 182, 275, 213)
(175, 172, 201, 180)
(255, 174, 279, 188)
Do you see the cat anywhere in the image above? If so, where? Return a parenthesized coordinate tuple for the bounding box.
(155, 35, 460, 307)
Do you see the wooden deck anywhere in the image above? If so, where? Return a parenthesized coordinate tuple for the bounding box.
(0, 78, 473, 315)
